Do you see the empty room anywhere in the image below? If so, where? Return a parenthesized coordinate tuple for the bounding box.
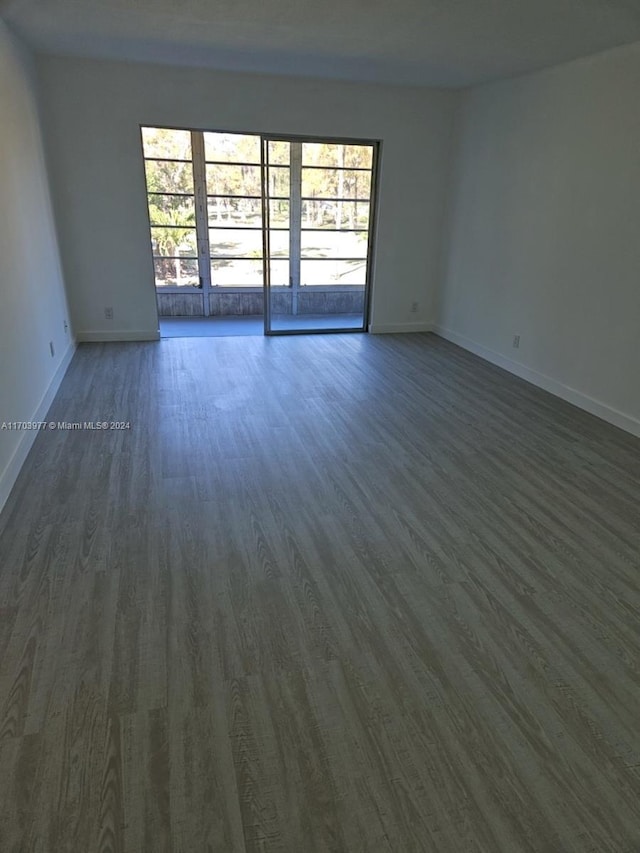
(0, 0, 639, 850)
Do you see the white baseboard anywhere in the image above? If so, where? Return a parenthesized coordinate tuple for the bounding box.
(434, 325, 640, 439)
(76, 329, 160, 342)
(369, 322, 435, 334)
(0, 340, 76, 514)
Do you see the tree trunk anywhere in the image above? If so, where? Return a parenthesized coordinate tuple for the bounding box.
(336, 145, 345, 229)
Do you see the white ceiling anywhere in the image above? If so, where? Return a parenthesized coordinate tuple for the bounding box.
(3, 0, 640, 87)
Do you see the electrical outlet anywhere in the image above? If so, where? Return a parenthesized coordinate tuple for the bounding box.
(411, 301, 419, 313)
(49, 341, 55, 357)
(105, 307, 114, 320)
(513, 335, 520, 349)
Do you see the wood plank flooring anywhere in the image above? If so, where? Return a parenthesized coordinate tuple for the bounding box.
(0, 332, 639, 852)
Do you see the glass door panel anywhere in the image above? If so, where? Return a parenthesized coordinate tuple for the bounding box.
(263, 137, 376, 335)
(204, 131, 265, 310)
(262, 139, 292, 332)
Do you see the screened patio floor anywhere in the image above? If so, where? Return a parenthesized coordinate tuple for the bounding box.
(159, 314, 365, 337)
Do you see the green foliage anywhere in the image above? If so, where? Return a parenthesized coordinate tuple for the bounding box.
(148, 203, 195, 257)
(143, 129, 196, 261)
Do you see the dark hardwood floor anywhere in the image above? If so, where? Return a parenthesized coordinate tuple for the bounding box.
(0, 332, 639, 852)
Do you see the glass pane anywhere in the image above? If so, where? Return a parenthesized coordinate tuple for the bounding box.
(302, 143, 373, 170)
(209, 228, 263, 258)
(266, 230, 289, 258)
(205, 164, 261, 196)
(150, 227, 197, 258)
(269, 312, 364, 332)
(302, 142, 339, 168)
(204, 132, 260, 164)
(142, 128, 192, 161)
(208, 197, 262, 227)
(266, 167, 290, 198)
(145, 159, 193, 194)
(153, 258, 199, 288)
(301, 230, 368, 259)
(267, 260, 290, 286)
(344, 145, 373, 169)
(269, 199, 289, 228)
(267, 140, 290, 166)
(302, 168, 370, 200)
(147, 194, 195, 226)
(300, 258, 367, 286)
(301, 200, 369, 230)
(211, 258, 263, 287)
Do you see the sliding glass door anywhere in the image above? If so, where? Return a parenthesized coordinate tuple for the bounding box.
(142, 127, 378, 333)
(262, 136, 377, 334)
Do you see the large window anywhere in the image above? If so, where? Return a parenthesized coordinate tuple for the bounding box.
(205, 132, 269, 288)
(141, 127, 378, 331)
(142, 128, 199, 288)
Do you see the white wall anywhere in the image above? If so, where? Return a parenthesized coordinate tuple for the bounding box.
(439, 43, 640, 435)
(36, 55, 456, 340)
(0, 23, 74, 512)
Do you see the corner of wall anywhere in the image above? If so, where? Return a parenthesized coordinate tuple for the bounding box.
(433, 91, 466, 330)
(434, 325, 640, 438)
(0, 339, 76, 514)
(0, 23, 77, 514)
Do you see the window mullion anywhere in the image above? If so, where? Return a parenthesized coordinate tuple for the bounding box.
(289, 142, 302, 317)
(190, 131, 212, 315)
